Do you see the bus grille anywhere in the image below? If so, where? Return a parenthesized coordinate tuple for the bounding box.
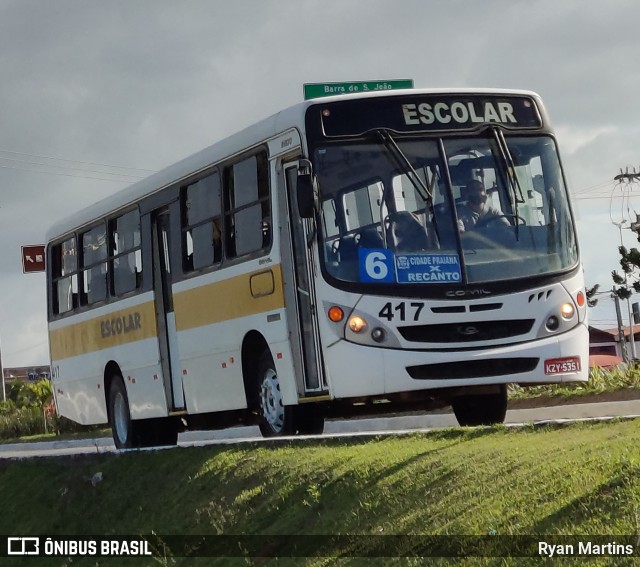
(397, 319, 535, 343)
(407, 357, 539, 380)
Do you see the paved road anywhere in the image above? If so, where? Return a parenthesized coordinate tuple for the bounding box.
(2, 399, 640, 459)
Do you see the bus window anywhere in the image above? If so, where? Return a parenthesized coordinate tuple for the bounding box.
(183, 172, 222, 271)
(321, 198, 339, 238)
(110, 210, 142, 295)
(391, 174, 423, 214)
(224, 153, 270, 258)
(342, 182, 386, 232)
(81, 224, 108, 305)
(52, 236, 78, 314)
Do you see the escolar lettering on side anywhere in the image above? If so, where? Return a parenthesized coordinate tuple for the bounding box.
(100, 312, 142, 338)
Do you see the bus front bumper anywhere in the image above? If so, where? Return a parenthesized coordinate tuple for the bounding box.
(323, 323, 589, 399)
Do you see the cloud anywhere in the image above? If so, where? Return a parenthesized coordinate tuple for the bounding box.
(2, 0, 640, 366)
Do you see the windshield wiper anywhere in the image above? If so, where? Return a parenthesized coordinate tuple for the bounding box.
(374, 129, 440, 248)
(491, 127, 524, 240)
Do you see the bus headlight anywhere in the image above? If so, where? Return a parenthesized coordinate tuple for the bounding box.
(348, 316, 368, 333)
(560, 303, 575, 320)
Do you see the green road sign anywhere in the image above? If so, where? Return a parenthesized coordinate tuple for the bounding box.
(303, 80, 414, 100)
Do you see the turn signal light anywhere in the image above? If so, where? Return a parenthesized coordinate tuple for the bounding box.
(328, 306, 344, 322)
(576, 291, 585, 307)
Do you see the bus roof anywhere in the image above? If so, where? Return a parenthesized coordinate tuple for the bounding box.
(46, 87, 542, 242)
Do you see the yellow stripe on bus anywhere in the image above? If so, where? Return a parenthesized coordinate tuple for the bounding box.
(49, 300, 159, 360)
(173, 265, 285, 331)
(49, 266, 285, 360)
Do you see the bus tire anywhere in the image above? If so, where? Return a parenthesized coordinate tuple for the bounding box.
(108, 375, 137, 449)
(451, 385, 508, 427)
(257, 351, 294, 437)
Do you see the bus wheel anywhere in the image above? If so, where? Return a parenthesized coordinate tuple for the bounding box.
(451, 385, 508, 427)
(257, 351, 293, 437)
(108, 376, 136, 449)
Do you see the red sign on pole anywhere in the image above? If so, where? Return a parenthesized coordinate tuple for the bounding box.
(22, 245, 46, 273)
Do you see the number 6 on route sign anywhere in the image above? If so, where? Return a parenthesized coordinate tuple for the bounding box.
(359, 248, 395, 283)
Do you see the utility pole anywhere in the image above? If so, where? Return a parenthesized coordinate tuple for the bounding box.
(612, 220, 637, 360)
(612, 292, 629, 363)
(612, 167, 640, 361)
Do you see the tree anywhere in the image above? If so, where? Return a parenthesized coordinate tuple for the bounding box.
(26, 380, 53, 433)
(9, 379, 53, 433)
(612, 243, 640, 300)
(586, 284, 599, 308)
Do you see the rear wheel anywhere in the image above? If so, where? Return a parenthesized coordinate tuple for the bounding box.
(108, 376, 179, 448)
(451, 385, 508, 426)
(108, 376, 136, 449)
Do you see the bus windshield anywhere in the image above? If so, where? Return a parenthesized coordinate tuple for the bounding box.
(314, 133, 578, 286)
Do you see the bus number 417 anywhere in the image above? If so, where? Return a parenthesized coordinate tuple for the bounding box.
(378, 302, 425, 322)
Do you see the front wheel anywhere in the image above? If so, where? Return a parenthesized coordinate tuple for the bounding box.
(256, 351, 325, 437)
(451, 385, 508, 427)
(258, 351, 293, 437)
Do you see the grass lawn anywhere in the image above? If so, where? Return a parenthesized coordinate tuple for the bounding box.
(1, 419, 640, 566)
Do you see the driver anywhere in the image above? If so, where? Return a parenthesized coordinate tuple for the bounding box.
(457, 179, 509, 232)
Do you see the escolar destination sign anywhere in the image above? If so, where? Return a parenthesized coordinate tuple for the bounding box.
(303, 80, 413, 100)
(310, 94, 543, 137)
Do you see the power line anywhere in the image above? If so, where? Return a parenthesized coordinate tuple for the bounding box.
(572, 179, 613, 194)
(0, 148, 157, 184)
(0, 148, 155, 173)
(0, 155, 146, 180)
(0, 162, 142, 184)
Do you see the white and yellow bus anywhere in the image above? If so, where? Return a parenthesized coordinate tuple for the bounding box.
(46, 87, 588, 448)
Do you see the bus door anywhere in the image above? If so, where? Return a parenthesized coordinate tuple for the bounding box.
(151, 208, 185, 411)
(283, 162, 327, 393)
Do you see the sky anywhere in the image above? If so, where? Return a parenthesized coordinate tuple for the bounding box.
(1, 0, 639, 367)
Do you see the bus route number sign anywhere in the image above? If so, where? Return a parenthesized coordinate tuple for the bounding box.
(359, 249, 395, 283)
(358, 249, 462, 284)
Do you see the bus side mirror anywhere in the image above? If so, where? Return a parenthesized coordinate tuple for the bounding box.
(297, 173, 315, 219)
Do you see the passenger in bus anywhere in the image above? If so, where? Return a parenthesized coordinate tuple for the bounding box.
(457, 180, 509, 232)
(387, 210, 431, 252)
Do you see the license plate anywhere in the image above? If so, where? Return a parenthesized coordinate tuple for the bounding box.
(544, 356, 581, 375)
